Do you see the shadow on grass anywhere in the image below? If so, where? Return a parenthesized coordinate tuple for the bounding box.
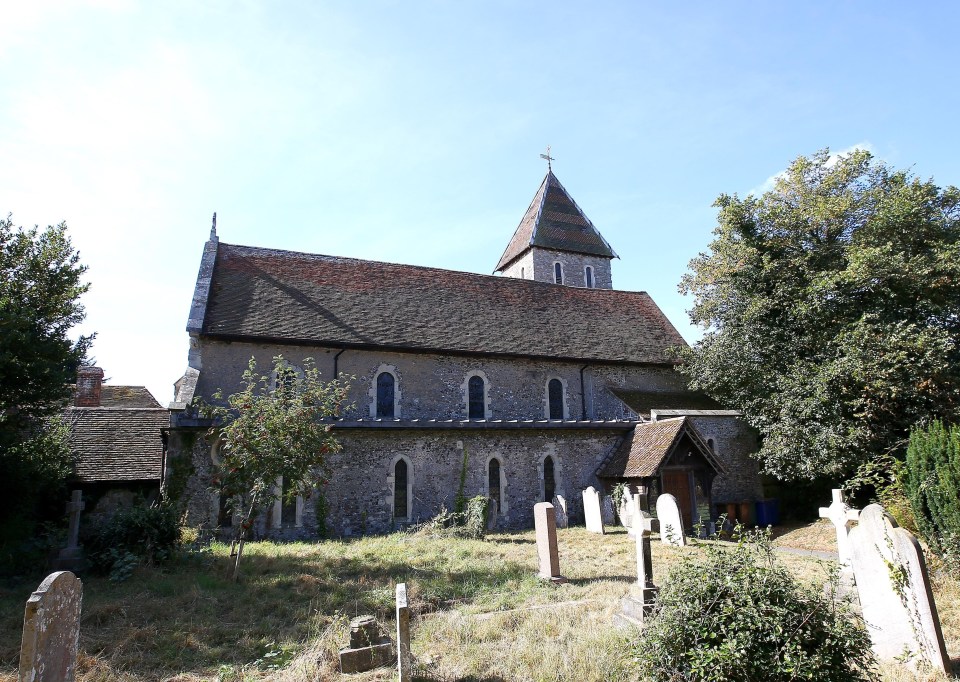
(414, 676, 507, 682)
(0, 542, 539, 679)
(564, 575, 636, 587)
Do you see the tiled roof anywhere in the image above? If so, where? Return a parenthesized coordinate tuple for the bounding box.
(610, 389, 722, 419)
(69, 385, 163, 409)
(65, 385, 168, 482)
(200, 243, 686, 365)
(598, 417, 725, 478)
(495, 171, 617, 271)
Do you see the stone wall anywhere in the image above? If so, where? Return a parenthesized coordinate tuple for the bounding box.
(684, 415, 763, 503)
(501, 247, 613, 289)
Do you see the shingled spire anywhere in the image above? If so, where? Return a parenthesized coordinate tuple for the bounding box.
(495, 171, 617, 289)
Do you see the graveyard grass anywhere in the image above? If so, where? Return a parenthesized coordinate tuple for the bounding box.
(1, 525, 959, 681)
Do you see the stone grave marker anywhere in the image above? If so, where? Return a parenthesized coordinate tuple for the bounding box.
(618, 489, 634, 529)
(819, 488, 860, 567)
(615, 513, 660, 629)
(848, 504, 949, 673)
(582, 486, 605, 534)
(55, 491, 85, 571)
(534, 502, 565, 583)
(339, 615, 394, 673)
(19, 571, 83, 682)
(600, 495, 615, 526)
(395, 583, 411, 682)
(655, 493, 686, 547)
(552, 495, 568, 529)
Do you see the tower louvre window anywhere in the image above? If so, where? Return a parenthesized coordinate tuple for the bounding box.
(585, 266, 594, 288)
(554, 262, 563, 284)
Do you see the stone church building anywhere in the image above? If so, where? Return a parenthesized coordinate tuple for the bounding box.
(166, 170, 762, 538)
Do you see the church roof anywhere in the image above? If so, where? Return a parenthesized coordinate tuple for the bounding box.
(68, 385, 163, 409)
(598, 417, 725, 478)
(495, 171, 617, 271)
(197, 242, 686, 365)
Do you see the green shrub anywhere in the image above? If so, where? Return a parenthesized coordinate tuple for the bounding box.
(633, 530, 874, 681)
(463, 495, 490, 539)
(85, 504, 181, 580)
(904, 420, 960, 572)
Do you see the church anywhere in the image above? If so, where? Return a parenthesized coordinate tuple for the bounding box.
(165, 168, 762, 537)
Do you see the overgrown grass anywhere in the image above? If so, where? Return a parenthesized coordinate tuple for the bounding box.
(0, 525, 957, 681)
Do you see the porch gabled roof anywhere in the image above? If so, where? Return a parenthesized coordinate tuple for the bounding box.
(597, 417, 726, 478)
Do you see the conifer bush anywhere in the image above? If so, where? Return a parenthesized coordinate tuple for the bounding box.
(904, 420, 960, 572)
(633, 530, 874, 681)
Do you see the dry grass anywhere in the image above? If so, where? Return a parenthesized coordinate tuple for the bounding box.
(0, 524, 957, 681)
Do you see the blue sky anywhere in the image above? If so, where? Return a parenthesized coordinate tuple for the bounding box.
(2, 1, 958, 403)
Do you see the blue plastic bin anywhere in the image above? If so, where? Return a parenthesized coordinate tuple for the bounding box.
(754, 498, 780, 527)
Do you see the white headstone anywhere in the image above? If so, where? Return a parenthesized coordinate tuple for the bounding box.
(619, 490, 636, 529)
(396, 583, 411, 682)
(655, 493, 687, 547)
(848, 504, 948, 673)
(819, 489, 860, 566)
(552, 495, 568, 529)
(19, 571, 83, 682)
(600, 496, 615, 526)
(582, 487, 605, 534)
(625, 497, 644, 537)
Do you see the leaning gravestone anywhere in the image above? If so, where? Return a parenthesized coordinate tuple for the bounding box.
(582, 487, 605, 534)
(552, 495, 568, 529)
(848, 504, 948, 673)
(534, 502, 565, 583)
(19, 571, 83, 682)
(655, 494, 686, 547)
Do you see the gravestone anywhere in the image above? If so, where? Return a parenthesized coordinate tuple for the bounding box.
(618, 489, 634, 529)
(552, 495, 568, 529)
(395, 583, 411, 682)
(819, 489, 860, 567)
(848, 504, 948, 673)
(486, 498, 499, 531)
(655, 494, 686, 547)
(19, 571, 83, 682)
(625, 498, 645, 537)
(615, 514, 660, 629)
(600, 496, 615, 526)
(534, 502, 565, 583)
(55, 491, 85, 571)
(582, 487, 605, 534)
(339, 615, 394, 673)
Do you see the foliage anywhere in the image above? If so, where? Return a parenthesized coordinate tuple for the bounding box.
(904, 420, 960, 573)
(85, 504, 181, 581)
(611, 481, 627, 521)
(678, 150, 960, 480)
(634, 529, 875, 681)
(0, 216, 91, 552)
(197, 356, 348, 578)
(463, 495, 490, 539)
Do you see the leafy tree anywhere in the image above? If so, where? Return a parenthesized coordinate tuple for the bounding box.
(198, 356, 348, 580)
(0, 215, 92, 555)
(679, 150, 960, 480)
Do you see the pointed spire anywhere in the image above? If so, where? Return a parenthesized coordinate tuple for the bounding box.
(210, 212, 218, 242)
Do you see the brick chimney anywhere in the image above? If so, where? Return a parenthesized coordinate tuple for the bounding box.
(75, 366, 104, 407)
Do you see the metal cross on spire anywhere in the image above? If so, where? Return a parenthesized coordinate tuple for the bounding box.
(540, 145, 555, 173)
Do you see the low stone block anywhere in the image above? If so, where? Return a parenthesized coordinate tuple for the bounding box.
(339, 641, 395, 674)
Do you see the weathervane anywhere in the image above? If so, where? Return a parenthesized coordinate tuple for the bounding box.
(540, 145, 554, 172)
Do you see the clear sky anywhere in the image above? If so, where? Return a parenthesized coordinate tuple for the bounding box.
(3, 1, 958, 403)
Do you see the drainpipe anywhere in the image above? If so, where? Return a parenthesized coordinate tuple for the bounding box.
(333, 348, 346, 379)
(580, 364, 589, 420)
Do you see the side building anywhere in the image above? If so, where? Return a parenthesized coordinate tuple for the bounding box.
(165, 170, 762, 538)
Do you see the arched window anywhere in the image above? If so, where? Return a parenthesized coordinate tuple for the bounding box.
(394, 459, 408, 519)
(585, 266, 594, 288)
(468, 375, 485, 419)
(543, 455, 556, 502)
(488, 458, 502, 511)
(376, 372, 395, 418)
(548, 378, 564, 419)
(554, 262, 563, 284)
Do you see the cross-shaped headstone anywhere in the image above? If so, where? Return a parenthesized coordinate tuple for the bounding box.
(819, 489, 860, 565)
(64, 491, 84, 551)
(634, 513, 659, 592)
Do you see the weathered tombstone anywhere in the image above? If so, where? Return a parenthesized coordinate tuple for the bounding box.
(819, 489, 860, 567)
(552, 495, 568, 529)
(395, 583, 411, 682)
(55, 491, 85, 571)
(625, 497, 644, 537)
(534, 502, 565, 583)
(19, 571, 83, 682)
(339, 615, 394, 673)
(615, 513, 660, 629)
(655, 493, 686, 547)
(848, 504, 949, 673)
(618, 489, 634, 529)
(582, 487, 605, 534)
(486, 498, 499, 531)
(600, 495, 615, 526)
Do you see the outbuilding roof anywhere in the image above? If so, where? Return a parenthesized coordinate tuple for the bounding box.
(197, 242, 687, 365)
(598, 417, 725, 478)
(495, 171, 617, 271)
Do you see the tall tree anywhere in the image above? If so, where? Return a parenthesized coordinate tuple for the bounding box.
(0, 215, 92, 553)
(678, 150, 960, 480)
(199, 356, 348, 580)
